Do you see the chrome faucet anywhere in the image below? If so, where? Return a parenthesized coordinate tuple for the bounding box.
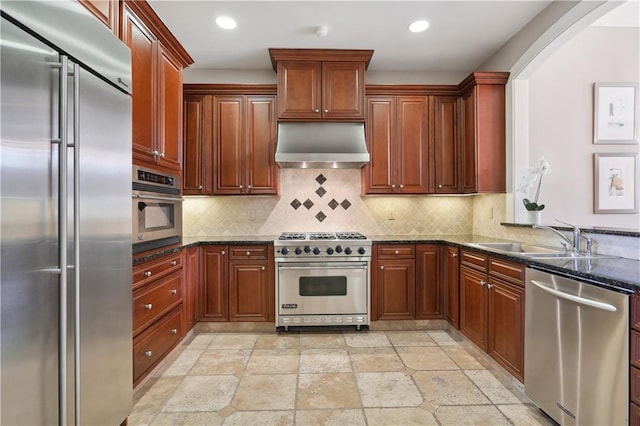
(533, 219, 585, 254)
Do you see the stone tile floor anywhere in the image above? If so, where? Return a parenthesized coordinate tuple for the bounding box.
(130, 329, 554, 425)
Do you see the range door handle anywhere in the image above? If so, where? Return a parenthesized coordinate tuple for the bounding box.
(530, 280, 617, 312)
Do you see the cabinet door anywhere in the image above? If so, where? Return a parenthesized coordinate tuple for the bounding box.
(363, 96, 395, 194)
(321, 62, 365, 120)
(277, 61, 321, 120)
(444, 246, 460, 329)
(245, 96, 278, 194)
(475, 84, 506, 193)
(183, 246, 199, 330)
(200, 246, 228, 321)
(433, 96, 460, 193)
(122, 6, 156, 166)
(416, 244, 443, 319)
(157, 44, 183, 171)
(396, 96, 428, 193)
(459, 266, 488, 350)
(229, 261, 270, 322)
(461, 89, 476, 193)
(487, 278, 524, 381)
(213, 96, 245, 194)
(79, 0, 119, 35)
(377, 259, 416, 320)
(183, 95, 212, 194)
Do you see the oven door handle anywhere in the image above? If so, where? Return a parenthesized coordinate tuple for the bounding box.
(278, 264, 368, 270)
(133, 194, 183, 202)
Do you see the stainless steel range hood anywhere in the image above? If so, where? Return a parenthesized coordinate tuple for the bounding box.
(275, 122, 369, 169)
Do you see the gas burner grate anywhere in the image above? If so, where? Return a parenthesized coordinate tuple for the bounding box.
(309, 232, 336, 240)
(336, 232, 367, 240)
(279, 232, 306, 240)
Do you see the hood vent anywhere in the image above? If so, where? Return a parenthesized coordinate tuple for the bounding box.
(275, 122, 370, 169)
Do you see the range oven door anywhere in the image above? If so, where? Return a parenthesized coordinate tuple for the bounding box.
(277, 262, 368, 316)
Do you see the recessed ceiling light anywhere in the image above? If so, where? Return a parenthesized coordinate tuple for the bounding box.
(216, 16, 236, 30)
(409, 20, 429, 33)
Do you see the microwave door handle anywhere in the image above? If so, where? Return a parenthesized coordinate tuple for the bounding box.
(132, 194, 183, 202)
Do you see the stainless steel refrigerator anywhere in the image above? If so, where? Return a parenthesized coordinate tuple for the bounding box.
(1, 1, 133, 425)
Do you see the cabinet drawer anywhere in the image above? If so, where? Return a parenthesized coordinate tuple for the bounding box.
(133, 252, 181, 290)
(633, 330, 640, 369)
(488, 258, 524, 285)
(632, 367, 640, 405)
(460, 250, 488, 271)
(229, 245, 268, 260)
(133, 270, 182, 336)
(377, 245, 415, 259)
(133, 306, 183, 384)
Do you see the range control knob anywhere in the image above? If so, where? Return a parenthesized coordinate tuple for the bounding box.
(281, 247, 289, 255)
(326, 247, 334, 255)
(294, 247, 302, 255)
(358, 247, 366, 255)
(335, 245, 343, 253)
(313, 247, 321, 255)
(344, 247, 352, 255)
(304, 246, 311, 253)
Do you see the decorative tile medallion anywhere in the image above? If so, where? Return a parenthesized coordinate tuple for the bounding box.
(328, 199, 339, 210)
(315, 174, 327, 185)
(315, 211, 327, 222)
(290, 199, 302, 210)
(316, 187, 327, 198)
(341, 199, 352, 210)
(303, 199, 314, 210)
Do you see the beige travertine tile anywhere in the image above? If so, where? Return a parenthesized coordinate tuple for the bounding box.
(344, 332, 392, 348)
(162, 376, 238, 412)
(150, 411, 223, 425)
(356, 372, 423, 407)
(162, 350, 203, 377)
(222, 410, 294, 425)
(497, 404, 555, 426)
(130, 376, 184, 425)
(427, 330, 461, 346)
(396, 346, 459, 370)
(434, 405, 511, 425)
(246, 349, 299, 374)
(299, 333, 347, 349)
(186, 333, 215, 350)
(297, 373, 361, 409)
(188, 349, 250, 376)
(254, 333, 301, 350)
(349, 347, 404, 372)
(300, 349, 351, 373)
(295, 409, 366, 425)
(211, 333, 257, 350)
(232, 374, 297, 410)
(412, 370, 491, 405)
(364, 407, 438, 425)
(385, 330, 437, 347)
(465, 370, 521, 404)
(442, 345, 485, 370)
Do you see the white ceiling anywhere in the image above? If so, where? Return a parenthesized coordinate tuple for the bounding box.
(148, 1, 554, 72)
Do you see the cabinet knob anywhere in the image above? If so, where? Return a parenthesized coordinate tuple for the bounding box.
(391, 184, 396, 188)
(394, 250, 399, 255)
(198, 185, 203, 190)
(144, 351, 153, 357)
(487, 284, 493, 289)
(380, 266, 384, 270)
(246, 251, 251, 256)
(170, 328, 178, 334)
(452, 252, 458, 257)
(170, 289, 177, 295)
(261, 266, 265, 271)
(239, 185, 243, 189)
(324, 109, 329, 113)
(221, 251, 225, 255)
(438, 184, 443, 188)
(399, 184, 404, 189)
(247, 185, 252, 190)
(145, 303, 153, 310)
(160, 152, 165, 158)
(151, 150, 159, 156)
(144, 271, 152, 277)
(480, 280, 486, 286)
(170, 260, 177, 266)
(314, 109, 320, 113)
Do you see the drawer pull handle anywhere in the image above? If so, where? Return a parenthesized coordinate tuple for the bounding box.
(144, 351, 153, 357)
(145, 303, 153, 310)
(144, 271, 152, 277)
(170, 260, 177, 266)
(171, 328, 178, 334)
(170, 289, 177, 295)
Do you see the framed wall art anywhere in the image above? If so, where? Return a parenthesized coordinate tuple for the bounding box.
(593, 153, 638, 214)
(593, 82, 639, 144)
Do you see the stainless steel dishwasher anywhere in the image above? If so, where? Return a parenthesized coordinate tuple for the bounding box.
(525, 268, 629, 425)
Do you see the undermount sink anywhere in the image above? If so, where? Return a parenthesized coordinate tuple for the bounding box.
(468, 242, 616, 260)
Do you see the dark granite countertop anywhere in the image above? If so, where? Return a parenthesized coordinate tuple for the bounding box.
(136, 234, 640, 293)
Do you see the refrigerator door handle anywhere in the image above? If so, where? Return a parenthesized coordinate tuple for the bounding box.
(72, 61, 81, 426)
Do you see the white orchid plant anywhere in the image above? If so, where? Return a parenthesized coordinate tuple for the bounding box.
(516, 156, 551, 211)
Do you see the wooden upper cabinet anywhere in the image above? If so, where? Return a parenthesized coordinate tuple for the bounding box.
(432, 96, 461, 193)
(459, 72, 509, 193)
(183, 94, 212, 195)
(270, 49, 373, 121)
(79, 0, 119, 35)
(157, 44, 183, 171)
(245, 96, 278, 193)
(363, 96, 395, 193)
(397, 96, 429, 193)
(214, 95, 244, 193)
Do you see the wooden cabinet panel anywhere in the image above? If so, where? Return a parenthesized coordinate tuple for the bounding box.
(444, 246, 460, 329)
(245, 96, 278, 194)
(460, 266, 488, 350)
(433, 96, 460, 193)
(133, 252, 181, 291)
(376, 259, 416, 320)
(214, 96, 244, 193)
(157, 45, 183, 171)
(363, 97, 395, 193)
(378, 245, 415, 259)
(133, 270, 182, 336)
(632, 402, 640, 426)
(229, 261, 270, 322)
(183, 95, 212, 194)
(397, 96, 429, 193)
(461, 89, 477, 193)
(183, 246, 199, 331)
(488, 258, 525, 285)
(416, 244, 443, 319)
(322, 62, 365, 120)
(632, 367, 640, 406)
(460, 250, 487, 271)
(200, 245, 228, 321)
(487, 278, 524, 381)
(79, 0, 119, 35)
(229, 245, 268, 260)
(277, 61, 321, 119)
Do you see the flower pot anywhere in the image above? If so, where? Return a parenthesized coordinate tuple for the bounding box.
(526, 210, 542, 225)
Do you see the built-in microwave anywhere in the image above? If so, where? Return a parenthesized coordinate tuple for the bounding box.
(132, 165, 182, 254)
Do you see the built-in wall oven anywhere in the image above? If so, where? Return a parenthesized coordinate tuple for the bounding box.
(275, 232, 371, 331)
(132, 165, 182, 254)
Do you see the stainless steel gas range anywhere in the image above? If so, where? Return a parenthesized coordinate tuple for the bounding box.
(274, 232, 372, 331)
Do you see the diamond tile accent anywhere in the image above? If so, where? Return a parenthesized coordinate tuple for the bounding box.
(341, 199, 351, 210)
(315, 174, 327, 185)
(315, 211, 327, 222)
(303, 199, 314, 210)
(316, 187, 327, 198)
(290, 199, 302, 210)
(328, 199, 339, 210)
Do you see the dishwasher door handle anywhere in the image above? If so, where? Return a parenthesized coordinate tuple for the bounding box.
(530, 280, 617, 312)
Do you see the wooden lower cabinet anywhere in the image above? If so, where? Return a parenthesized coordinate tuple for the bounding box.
(200, 245, 228, 321)
(415, 244, 443, 319)
(374, 244, 416, 320)
(460, 266, 488, 350)
(444, 246, 460, 328)
(183, 246, 199, 331)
